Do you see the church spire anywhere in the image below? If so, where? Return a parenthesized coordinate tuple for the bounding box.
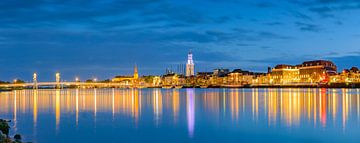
(134, 64, 138, 79)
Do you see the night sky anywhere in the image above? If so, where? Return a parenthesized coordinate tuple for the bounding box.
(1, 0, 360, 81)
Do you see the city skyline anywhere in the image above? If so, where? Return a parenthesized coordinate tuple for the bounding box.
(1, 50, 360, 82)
(1, 0, 360, 81)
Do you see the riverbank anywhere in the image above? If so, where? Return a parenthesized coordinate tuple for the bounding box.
(0, 119, 24, 143)
(2, 82, 360, 91)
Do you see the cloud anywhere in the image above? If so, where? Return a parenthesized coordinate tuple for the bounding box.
(255, 2, 275, 8)
(260, 46, 272, 49)
(257, 31, 293, 39)
(295, 22, 322, 32)
(289, 10, 313, 20)
(298, 0, 360, 18)
(330, 55, 360, 70)
(308, 6, 337, 17)
(264, 22, 284, 26)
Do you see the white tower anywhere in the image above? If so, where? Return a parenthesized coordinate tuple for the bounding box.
(186, 50, 195, 77)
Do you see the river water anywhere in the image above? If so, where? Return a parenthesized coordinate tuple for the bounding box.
(0, 88, 360, 143)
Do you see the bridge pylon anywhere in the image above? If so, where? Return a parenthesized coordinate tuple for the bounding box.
(55, 72, 61, 89)
(33, 72, 38, 89)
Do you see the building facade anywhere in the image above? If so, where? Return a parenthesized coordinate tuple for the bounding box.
(268, 60, 337, 84)
(112, 65, 139, 86)
(270, 64, 299, 84)
(298, 60, 337, 83)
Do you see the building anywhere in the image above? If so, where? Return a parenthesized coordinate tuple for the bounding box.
(298, 60, 337, 83)
(268, 60, 337, 84)
(213, 68, 229, 77)
(186, 51, 195, 77)
(162, 73, 184, 86)
(331, 67, 360, 83)
(270, 64, 299, 84)
(227, 69, 265, 85)
(112, 65, 139, 85)
(196, 72, 213, 86)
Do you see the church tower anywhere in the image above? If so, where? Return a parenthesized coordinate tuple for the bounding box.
(134, 64, 139, 79)
(186, 50, 195, 77)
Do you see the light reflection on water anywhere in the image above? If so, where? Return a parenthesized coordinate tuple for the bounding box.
(0, 88, 360, 142)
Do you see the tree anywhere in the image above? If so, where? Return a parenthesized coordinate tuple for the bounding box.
(100, 79, 111, 83)
(13, 79, 26, 84)
(14, 134, 22, 142)
(0, 119, 10, 136)
(0, 81, 10, 84)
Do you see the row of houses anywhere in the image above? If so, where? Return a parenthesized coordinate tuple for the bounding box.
(110, 60, 360, 87)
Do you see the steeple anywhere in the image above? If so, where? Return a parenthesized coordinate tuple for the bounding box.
(134, 64, 139, 79)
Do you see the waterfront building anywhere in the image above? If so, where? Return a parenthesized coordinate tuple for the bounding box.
(213, 68, 230, 77)
(141, 75, 161, 87)
(268, 60, 337, 84)
(196, 72, 213, 86)
(347, 67, 360, 82)
(298, 60, 337, 83)
(270, 65, 299, 84)
(112, 65, 139, 86)
(227, 69, 254, 85)
(162, 73, 184, 87)
(330, 67, 360, 83)
(186, 51, 195, 77)
(253, 74, 271, 85)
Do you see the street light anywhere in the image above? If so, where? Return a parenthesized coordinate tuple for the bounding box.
(75, 77, 79, 82)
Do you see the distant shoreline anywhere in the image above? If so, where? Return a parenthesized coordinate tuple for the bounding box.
(2, 83, 360, 91)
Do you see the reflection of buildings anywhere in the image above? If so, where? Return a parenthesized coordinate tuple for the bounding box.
(153, 89, 162, 125)
(1, 88, 360, 133)
(198, 88, 358, 129)
(186, 88, 195, 138)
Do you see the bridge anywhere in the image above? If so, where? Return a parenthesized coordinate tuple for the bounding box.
(0, 82, 134, 88)
(0, 72, 137, 89)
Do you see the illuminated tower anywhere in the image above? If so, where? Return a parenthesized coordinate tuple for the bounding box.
(133, 64, 139, 87)
(33, 72, 38, 89)
(55, 72, 61, 89)
(186, 51, 195, 77)
(134, 64, 139, 80)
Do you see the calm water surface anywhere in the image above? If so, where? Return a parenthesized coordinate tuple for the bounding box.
(1, 88, 360, 143)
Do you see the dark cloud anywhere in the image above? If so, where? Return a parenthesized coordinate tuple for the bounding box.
(264, 22, 284, 26)
(260, 46, 272, 49)
(237, 43, 255, 47)
(289, 10, 313, 20)
(257, 32, 293, 40)
(0, 0, 164, 28)
(330, 55, 360, 70)
(295, 22, 322, 32)
(309, 6, 336, 17)
(255, 2, 275, 8)
(294, 0, 360, 18)
(0, 0, 355, 80)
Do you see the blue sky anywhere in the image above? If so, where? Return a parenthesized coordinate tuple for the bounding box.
(1, 0, 360, 81)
